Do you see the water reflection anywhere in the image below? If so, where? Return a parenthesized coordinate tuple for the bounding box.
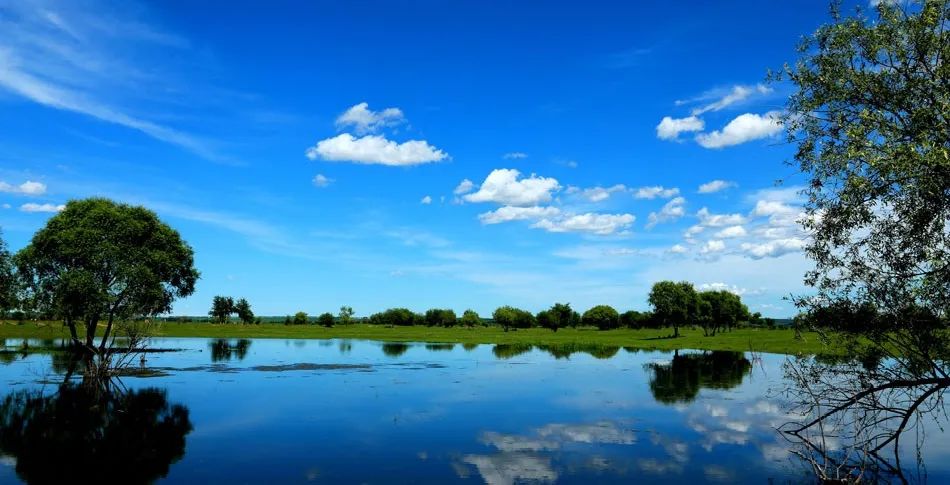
(491, 344, 532, 360)
(381, 342, 410, 357)
(208, 339, 252, 362)
(0, 380, 191, 484)
(646, 351, 752, 404)
(536, 343, 621, 360)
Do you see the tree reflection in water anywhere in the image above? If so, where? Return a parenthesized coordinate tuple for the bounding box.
(536, 344, 621, 360)
(381, 342, 410, 357)
(491, 344, 533, 360)
(0, 378, 192, 484)
(645, 351, 752, 404)
(209, 339, 252, 362)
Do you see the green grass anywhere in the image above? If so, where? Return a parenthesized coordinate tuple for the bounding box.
(0, 321, 839, 355)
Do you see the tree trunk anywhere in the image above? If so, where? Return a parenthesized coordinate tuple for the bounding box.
(99, 312, 115, 353)
(66, 317, 82, 348)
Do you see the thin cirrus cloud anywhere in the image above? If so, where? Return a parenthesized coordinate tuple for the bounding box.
(312, 174, 333, 187)
(0, 2, 222, 160)
(695, 111, 783, 149)
(478, 206, 561, 224)
(688, 84, 772, 116)
(502, 152, 528, 159)
(0, 180, 47, 195)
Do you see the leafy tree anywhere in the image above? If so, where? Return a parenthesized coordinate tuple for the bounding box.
(0, 230, 15, 317)
(648, 281, 699, 337)
(338, 305, 354, 325)
(536, 310, 555, 332)
(620, 310, 654, 329)
(14, 198, 198, 353)
(209, 296, 234, 324)
(582, 305, 621, 330)
(368, 308, 418, 326)
(492, 306, 535, 331)
(317, 312, 335, 327)
(538, 303, 573, 332)
(424, 308, 457, 327)
(776, 1, 950, 469)
(292, 311, 309, 326)
(460, 309, 481, 328)
(234, 298, 254, 325)
(697, 290, 748, 336)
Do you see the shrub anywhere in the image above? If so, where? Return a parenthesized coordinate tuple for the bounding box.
(368, 308, 418, 326)
(317, 312, 335, 327)
(460, 309, 481, 328)
(424, 308, 458, 327)
(292, 311, 309, 326)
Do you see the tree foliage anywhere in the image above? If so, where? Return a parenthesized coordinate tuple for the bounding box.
(0, 230, 14, 316)
(581, 305, 620, 330)
(317, 312, 335, 327)
(292, 311, 309, 326)
(697, 290, 749, 336)
(15, 198, 198, 353)
(460, 309, 481, 328)
(368, 308, 419, 326)
(234, 298, 254, 324)
(209, 296, 234, 324)
(338, 305, 354, 325)
(424, 308, 457, 327)
(648, 281, 699, 337)
(492, 306, 535, 331)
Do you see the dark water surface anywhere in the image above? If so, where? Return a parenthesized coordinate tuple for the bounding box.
(0, 338, 948, 484)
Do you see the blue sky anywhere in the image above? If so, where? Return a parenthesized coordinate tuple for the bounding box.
(0, 0, 851, 317)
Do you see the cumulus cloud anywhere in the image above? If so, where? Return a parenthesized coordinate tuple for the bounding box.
(656, 116, 704, 141)
(715, 225, 747, 238)
(698, 180, 736, 194)
(699, 282, 751, 295)
(695, 111, 783, 149)
(305, 133, 447, 166)
(751, 200, 796, 217)
(420, 195, 433, 205)
(454, 179, 475, 195)
(646, 196, 686, 229)
(697, 207, 747, 227)
(312, 174, 333, 187)
(740, 238, 805, 259)
(502, 152, 528, 159)
(669, 244, 687, 254)
(20, 202, 64, 213)
(464, 169, 560, 207)
(478, 206, 561, 225)
(532, 213, 634, 235)
(634, 186, 680, 199)
(700, 239, 726, 255)
(0, 180, 46, 195)
(579, 184, 627, 202)
(335, 102, 404, 134)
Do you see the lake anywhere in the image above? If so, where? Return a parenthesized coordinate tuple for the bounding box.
(0, 338, 948, 484)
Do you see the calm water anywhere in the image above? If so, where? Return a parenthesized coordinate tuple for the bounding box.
(0, 338, 948, 484)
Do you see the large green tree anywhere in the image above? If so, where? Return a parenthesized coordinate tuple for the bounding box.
(15, 199, 198, 353)
(0, 230, 15, 316)
(648, 281, 699, 337)
(234, 298, 254, 324)
(777, 0, 950, 469)
(581, 305, 621, 330)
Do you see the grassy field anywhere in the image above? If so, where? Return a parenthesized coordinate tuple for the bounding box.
(0, 321, 838, 355)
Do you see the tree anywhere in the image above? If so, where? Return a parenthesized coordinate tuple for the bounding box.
(697, 290, 747, 336)
(537, 303, 573, 332)
(581, 305, 620, 330)
(0, 230, 15, 317)
(424, 308, 457, 327)
(317, 312, 335, 327)
(775, 1, 950, 476)
(234, 298, 254, 325)
(460, 309, 481, 328)
(620, 310, 654, 329)
(368, 308, 418, 326)
(492, 306, 535, 331)
(648, 281, 699, 337)
(292, 311, 309, 326)
(338, 306, 354, 325)
(15, 198, 198, 354)
(209, 296, 234, 324)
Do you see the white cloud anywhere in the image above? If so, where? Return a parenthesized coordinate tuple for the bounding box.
(579, 184, 626, 202)
(698, 282, 752, 295)
(464, 169, 560, 207)
(502, 152, 528, 159)
(421, 195, 433, 205)
(2, 203, 11, 209)
(532, 213, 634, 236)
(691, 84, 772, 116)
(740, 238, 805, 259)
(646, 196, 686, 229)
(700, 239, 726, 254)
(695, 111, 783, 149)
(697, 180, 736, 194)
(751, 200, 796, 217)
(697, 207, 747, 227)
(453, 179, 475, 195)
(305, 133, 447, 166)
(656, 116, 704, 141)
(20, 202, 64, 213)
(335, 102, 404, 134)
(715, 225, 747, 238)
(634, 186, 680, 199)
(669, 244, 687, 254)
(0, 180, 46, 195)
(312, 174, 333, 187)
(478, 206, 560, 225)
